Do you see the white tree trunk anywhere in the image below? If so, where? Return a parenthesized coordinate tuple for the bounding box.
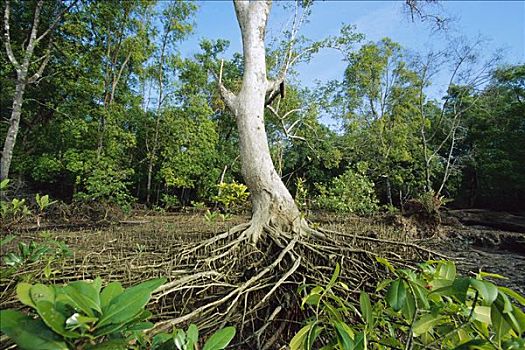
(228, 0, 302, 243)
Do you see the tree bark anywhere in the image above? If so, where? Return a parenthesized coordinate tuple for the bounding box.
(1, 0, 44, 180)
(226, 0, 302, 243)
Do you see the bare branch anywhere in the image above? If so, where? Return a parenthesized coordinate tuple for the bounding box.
(210, 67, 237, 113)
(3, 0, 20, 71)
(34, 0, 78, 44)
(27, 37, 53, 84)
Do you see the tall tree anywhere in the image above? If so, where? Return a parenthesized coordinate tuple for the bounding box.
(216, 0, 305, 243)
(1, 0, 75, 180)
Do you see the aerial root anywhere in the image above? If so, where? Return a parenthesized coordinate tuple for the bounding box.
(149, 220, 440, 348)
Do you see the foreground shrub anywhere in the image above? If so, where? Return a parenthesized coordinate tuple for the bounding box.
(314, 168, 379, 215)
(0, 278, 165, 349)
(0, 277, 237, 350)
(292, 260, 525, 349)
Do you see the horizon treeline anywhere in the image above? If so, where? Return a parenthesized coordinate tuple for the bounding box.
(1, 0, 524, 212)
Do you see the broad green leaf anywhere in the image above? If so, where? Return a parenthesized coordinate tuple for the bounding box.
(97, 277, 165, 327)
(34, 300, 79, 338)
(202, 326, 236, 350)
(334, 321, 354, 350)
(65, 280, 101, 314)
(386, 279, 407, 312)
(413, 314, 443, 336)
(359, 292, 373, 326)
(473, 306, 492, 324)
(173, 328, 186, 350)
(402, 291, 416, 321)
(498, 286, 525, 306)
(290, 324, 311, 350)
(410, 282, 430, 309)
(306, 323, 322, 350)
(187, 323, 199, 350)
(470, 279, 498, 305)
(125, 321, 154, 331)
(452, 339, 489, 350)
(100, 281, 124, 311)
(30, 284, 55, 305)
(0, 309, 68, 350)
(16, 283, 35, 307)
(451, 277, 471, 303)
(436, 261, 456, 281)
(491, 303, 512, 342)
(65, 313, 98, 331)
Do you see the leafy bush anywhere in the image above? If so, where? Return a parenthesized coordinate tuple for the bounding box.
(2, 240, 68, 268)
(0, 179, 58, 228)
(212, 181, 249, 213)
(416, 190, 449, 215)
(152, 324, 236, 350)
(292, 260, 525, 349)
(314, 168, 379, 214)
(161, 194, 180, 210)
(0, 277, 165, 349)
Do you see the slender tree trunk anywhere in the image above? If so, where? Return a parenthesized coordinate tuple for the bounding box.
(1, 75, 27, 180)
(230, 1, 301, 243)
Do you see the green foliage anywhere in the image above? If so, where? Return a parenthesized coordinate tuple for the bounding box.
(415, 190, 450, 215)
(314, 166, 379, 214)
(1, 235, 72, 279)
(212, 181, 249, 213)
(161, 194, 180, 210)
(152, 324, 236, 350)
(0, 277, 166, 349)
(293, 261, 525, 349)
(204, 209, 232, 224)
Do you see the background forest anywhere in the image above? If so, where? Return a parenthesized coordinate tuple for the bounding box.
(1, 0, 524, 214)
(1, 1, 525, 349)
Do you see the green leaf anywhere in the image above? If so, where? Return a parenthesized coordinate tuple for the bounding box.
(65, 280, 101, 315)
(0, 309, 68, 350)
(30, 284, 55, 305)
(470, 279, 498, 305)
(376, 257, 395, 273)
(328, 263, 341, 289)
(452, 339, 489, 350)
(173, 328, 186, 350)
(473, 306, 492, 324)
(498, 286, 525, 306)
(386, 279, 407, 312)
(100, 281, 124, 311)
(34, 300, 79, 338)
(451, 277, 471, 303)
(402, 290, 416, 321)
(0, 234, 15, 247)
(16, 283, 35, 308)
(186, 324, 199, 350)
(334, 321, 355, 350)
(436, 261, 456, 281)
(359, 292, 373, 326)
(410, 282, 430, 309)
(202, 326, 236, 350)
(376, 278, 393, 292)
(97, 277, 166, 328)
(412, 314, 443, 336)
(85, 339, 128, 349)
(290, 324, 311, 350)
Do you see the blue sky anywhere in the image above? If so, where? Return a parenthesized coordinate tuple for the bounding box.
(178, 0, 524, 92)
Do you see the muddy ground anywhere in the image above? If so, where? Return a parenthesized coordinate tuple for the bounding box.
(1, 209, 524, 348)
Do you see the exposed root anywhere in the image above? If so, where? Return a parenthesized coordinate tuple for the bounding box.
(148, 220, 441, 348)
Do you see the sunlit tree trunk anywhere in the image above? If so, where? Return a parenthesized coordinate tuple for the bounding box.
(219, 0, 302, 243)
